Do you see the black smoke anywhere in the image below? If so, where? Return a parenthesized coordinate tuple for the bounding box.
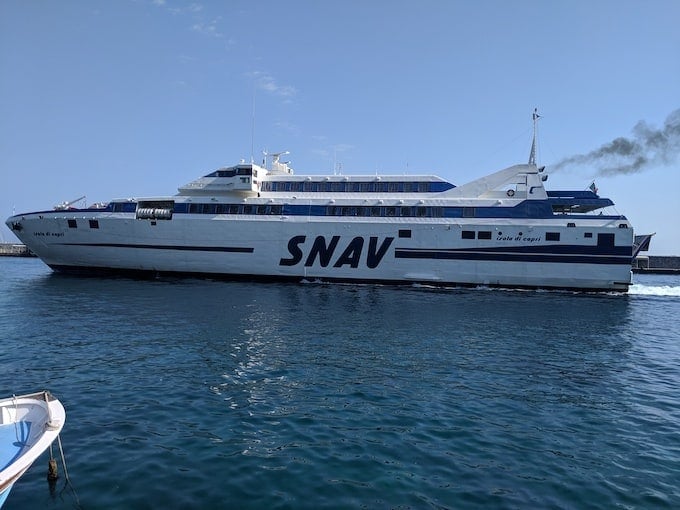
(550, 109, 680, 175)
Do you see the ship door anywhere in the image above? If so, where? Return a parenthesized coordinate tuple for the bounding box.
(597, 233, 615, 247)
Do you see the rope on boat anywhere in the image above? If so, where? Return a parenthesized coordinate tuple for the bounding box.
(48, 433, 82, 508)
(56, 434, 71, 483)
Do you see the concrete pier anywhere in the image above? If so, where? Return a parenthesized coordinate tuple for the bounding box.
(633, 255, 680, 274)
(0, 243, 35, 257)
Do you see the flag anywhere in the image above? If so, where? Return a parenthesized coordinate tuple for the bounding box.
(589, 182, 598, 194)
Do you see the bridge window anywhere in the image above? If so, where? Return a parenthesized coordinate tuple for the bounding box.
(463, 207, 475, 218)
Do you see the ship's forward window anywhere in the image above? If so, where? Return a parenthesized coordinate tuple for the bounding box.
(68, 219, 77, 228)
(416, 207, 427, 217)
(112, 202, 137, 213)
(385, 207, 396, 217)
(478, 231, 492, 240)
(89, 219, 99, 229)
(463, 207, 475, 218)
(370, 207, 381, 217)
(400, 207, 413, 217)
(242, 205, 253, 214)
(462, 230, 475, 239)
(546, 232, 560, 241)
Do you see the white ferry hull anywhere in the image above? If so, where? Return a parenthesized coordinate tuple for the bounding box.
(8, 212, 633, 291)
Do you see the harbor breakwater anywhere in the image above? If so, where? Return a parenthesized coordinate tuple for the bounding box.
(0, 243, 34, 257)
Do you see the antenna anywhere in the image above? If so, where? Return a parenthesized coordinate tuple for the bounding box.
(528, 108, 540, 166)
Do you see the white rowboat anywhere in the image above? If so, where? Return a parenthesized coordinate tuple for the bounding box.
(0, 391, 66, 508)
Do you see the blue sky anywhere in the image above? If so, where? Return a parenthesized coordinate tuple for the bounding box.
(2, 0, 679, 254)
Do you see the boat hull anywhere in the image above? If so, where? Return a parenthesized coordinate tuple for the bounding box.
(7, 211, 633, 291)
(0, 391, 65, 509)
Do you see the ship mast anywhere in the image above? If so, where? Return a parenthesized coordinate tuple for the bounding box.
(528, 108, 540, 166)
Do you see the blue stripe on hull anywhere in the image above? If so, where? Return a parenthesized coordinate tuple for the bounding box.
(57, 243, 254, 253)
(395, 248, 632, 265)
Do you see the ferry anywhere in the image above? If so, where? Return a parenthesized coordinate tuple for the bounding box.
(5, 121, 641, 292)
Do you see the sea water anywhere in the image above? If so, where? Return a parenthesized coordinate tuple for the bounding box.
(1, 258, 679, 509)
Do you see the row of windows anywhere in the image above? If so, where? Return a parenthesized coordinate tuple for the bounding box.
(110, 201, 477, 217)
(259, 181, 454, 193)
(180, 203, 447, 218)
(188, 204, 284, 215)
(107, 201, 628, 222)
(326, 206, 442, 217)
(108, 202, 591, 220)
(204, 167, 255, 178)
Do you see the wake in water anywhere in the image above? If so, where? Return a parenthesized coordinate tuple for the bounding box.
(629, 284, 680, 297)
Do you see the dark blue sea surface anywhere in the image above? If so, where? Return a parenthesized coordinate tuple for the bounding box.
(1, 257, 679, 509)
